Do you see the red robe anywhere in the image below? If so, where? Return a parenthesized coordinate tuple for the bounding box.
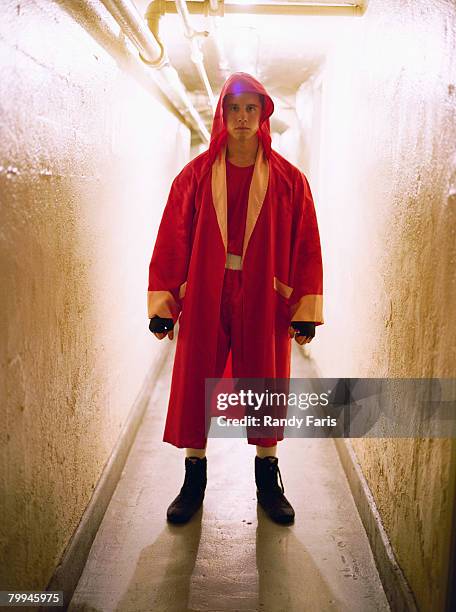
(148, 73, 324, 449)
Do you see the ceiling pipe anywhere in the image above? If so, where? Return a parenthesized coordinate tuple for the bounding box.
(157, 1, 368, 17)
(208, 15, 231, 80)
(175, 0, 217, 113)
(206, 0, 231, 80)
(155, 65, 211, 141)
(101, 0, 165, 64)
(223, 2, 366, 16)
(100, 0, 210, 142)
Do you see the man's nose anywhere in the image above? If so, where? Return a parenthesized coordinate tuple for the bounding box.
(238, 109, 248, 122)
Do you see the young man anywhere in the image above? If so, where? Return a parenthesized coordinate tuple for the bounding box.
(148, 73, 323, 525)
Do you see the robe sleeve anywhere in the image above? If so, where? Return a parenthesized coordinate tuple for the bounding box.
(288, 171, 324, 325)
(147, 164, 196, 321)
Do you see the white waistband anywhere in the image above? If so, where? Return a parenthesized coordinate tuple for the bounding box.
(225, 252, 242, 270)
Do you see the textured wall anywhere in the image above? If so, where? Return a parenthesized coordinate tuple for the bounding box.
(309, 1, 456, 609)
(0, 1, 189, 590)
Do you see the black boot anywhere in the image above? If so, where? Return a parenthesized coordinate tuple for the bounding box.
(167, 457, 207, 524)
(255, 456, 295, 525)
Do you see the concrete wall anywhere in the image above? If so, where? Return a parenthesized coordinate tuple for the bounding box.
(0, 1, 189, 589)
(307, 1, 456, 609)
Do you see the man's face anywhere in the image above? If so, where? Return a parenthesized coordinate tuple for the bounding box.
(223, 92, 262, 141)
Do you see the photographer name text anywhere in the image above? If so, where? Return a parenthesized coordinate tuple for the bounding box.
(216, 415, 336, 428)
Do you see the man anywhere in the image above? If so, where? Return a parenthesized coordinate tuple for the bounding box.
(147, 73, 323, 525)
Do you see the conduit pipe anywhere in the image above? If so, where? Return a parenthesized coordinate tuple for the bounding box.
(157, 1, 367, 17)
(206, 0, 231, 80)
(100, 0, 210, 142)
(175, 0, 216, 113)
(155, 65, 211, 141)
(209, 15, 231, 80)
(101, 0, 165, 64)
(223, 2, 366, 16)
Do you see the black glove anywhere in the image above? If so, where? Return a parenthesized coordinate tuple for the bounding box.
(149, 316, 174, 334)
(291, 321, 316, 338)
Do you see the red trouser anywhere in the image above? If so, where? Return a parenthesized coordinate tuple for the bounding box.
(213, 268, 278, 448)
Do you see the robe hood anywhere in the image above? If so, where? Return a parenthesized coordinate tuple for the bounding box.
(209, 72, 274, 163)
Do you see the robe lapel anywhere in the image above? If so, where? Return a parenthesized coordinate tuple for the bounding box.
(211, 144, 270, 259)
(211, 147, 228, 252)
(242, 144, 269, 259)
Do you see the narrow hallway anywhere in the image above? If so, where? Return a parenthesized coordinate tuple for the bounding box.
(1, 1, 456, 611)
(69, 344, 389, 611)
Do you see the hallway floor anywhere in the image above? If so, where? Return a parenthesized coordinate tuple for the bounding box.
(69, 345, 390, 612)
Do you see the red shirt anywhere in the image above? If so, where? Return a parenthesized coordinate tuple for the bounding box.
(226, 158, 255, 256)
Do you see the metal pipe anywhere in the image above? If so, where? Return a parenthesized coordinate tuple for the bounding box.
(99, 0, 209, 142)
(100, 0, 164, 64)
(160, 1, 367, 17)
(223, 2, 363, 16)
(156, 64, 211, 141)
(209, 15, 231, 79)
(175, 0, 201, 36)
(175, 0, 216, 113)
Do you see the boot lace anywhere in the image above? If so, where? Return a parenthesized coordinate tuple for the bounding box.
(275, 464, 285, 494)
(265, 460, 285, 494)
(276, 464, 285, 494)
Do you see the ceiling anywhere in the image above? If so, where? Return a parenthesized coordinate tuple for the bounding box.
(134, 1, 363, 135)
